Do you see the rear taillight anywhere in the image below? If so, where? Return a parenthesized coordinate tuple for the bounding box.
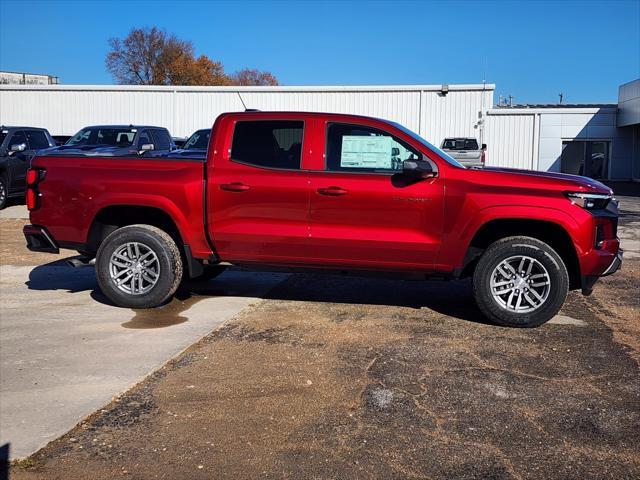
(26, 168, 45, 211)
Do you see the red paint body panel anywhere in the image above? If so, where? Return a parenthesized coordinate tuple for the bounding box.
(28, 111, 620, 283)
(29, 157, 212, 258)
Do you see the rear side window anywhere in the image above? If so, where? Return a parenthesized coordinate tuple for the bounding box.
(231, 120, 303, 170)
(151, 129, 171, 150)
(26, 130, 51, 149)
(326, 123, 420, 173)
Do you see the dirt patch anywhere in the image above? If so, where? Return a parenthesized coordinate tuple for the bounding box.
(0, 218, 75, 266)
(11, 271, 640, 480)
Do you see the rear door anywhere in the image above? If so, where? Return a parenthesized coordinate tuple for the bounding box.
(208, 118, 310, 262)
(307, 121, 445, 271)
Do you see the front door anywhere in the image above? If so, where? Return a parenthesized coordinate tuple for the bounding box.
(6, 130, 30, 192)
(308, 122, 445, 271)
(208, 119, 310, 263)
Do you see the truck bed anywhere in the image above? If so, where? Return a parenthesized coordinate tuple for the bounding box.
(29, 155, 213, 258)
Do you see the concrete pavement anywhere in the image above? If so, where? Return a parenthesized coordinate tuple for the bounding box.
(0, 205, 287, 458)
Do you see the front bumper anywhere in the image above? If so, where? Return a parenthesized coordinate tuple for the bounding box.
(581, 248, 623, 295)
(23, 224, 59, 254)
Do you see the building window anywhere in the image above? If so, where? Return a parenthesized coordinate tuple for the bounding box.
(561, 140, 610, 179)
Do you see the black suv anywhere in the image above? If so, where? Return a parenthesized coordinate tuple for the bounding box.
(47, 125, 176, 157)
(0, 126, 56, 209)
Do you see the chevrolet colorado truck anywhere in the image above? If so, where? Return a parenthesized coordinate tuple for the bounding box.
(23, 111, 622, 327)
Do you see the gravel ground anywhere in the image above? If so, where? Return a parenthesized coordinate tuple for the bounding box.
(6, 197, 640, 480)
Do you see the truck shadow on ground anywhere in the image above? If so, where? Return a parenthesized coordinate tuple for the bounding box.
(26, 259, 492, 327)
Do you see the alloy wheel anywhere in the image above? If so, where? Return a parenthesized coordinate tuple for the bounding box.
(109, 242, 160, 295)
(490, 255, 551, 313)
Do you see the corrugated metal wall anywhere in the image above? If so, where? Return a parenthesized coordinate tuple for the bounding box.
(0, 85, 494, 142)
(485, 113, 536, 169)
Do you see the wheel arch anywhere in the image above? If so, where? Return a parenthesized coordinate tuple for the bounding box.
(461, 218, 581, 290)
(86, 205, 184, 255)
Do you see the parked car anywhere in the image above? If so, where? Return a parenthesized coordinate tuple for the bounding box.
(0, 126, 56, 209)
(47, 125, 175, 157)
(441, 137, 485, 168)
(23, 111, 622, 328)
(52, 135, 72, 146)
(165, 129, 211, 159)
(172, 136, 188, 149)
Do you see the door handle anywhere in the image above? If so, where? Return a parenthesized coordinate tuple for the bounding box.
(317, 186, 349, 196)
(220, 182, 251, 192)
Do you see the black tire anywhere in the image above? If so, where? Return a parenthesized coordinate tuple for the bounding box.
(95, 224, 183, 308)
(0, 173, 7, 210)
(472, 236, 569, 328)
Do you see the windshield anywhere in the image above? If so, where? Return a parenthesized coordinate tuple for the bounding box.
(0, 131, 7, 146)
(442, 138, 479, 151)
(66, 127, 136, 147)
(183, 129, 210, 150)
(390, 122, 466, 169)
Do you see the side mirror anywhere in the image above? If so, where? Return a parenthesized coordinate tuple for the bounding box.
(402, 158, 438, 179)
(9, 143, 27, 155)
(139, 143, 154, 154)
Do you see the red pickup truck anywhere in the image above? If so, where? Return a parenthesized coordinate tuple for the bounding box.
(23, 111, 622, 327)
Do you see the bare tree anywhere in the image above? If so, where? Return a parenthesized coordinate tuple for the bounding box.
(230, 68, 279, 86)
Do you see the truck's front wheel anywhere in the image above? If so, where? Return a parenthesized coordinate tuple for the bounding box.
(96, 225, 183, 308)
(472, 236, 569, 327)
(0, 173, 8, 210)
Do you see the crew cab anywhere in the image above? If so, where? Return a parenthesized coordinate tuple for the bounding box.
(0, 126, 56, 209)
(23, 112, 622, 327)
(47, 125, 175, 157)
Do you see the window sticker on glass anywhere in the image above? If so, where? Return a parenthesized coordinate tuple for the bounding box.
(340, 135, 393, 169)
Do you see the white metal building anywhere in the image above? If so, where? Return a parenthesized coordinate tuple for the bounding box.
(1, 82, 638, 181)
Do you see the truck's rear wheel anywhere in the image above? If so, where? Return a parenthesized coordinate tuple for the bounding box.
(96, 224, 183, 308)
(472, 236, 569, 327)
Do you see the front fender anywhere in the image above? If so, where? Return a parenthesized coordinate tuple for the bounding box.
(440, 204, 583, 271)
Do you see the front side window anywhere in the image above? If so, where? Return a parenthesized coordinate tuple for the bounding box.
(326, 123, 420, 173)
(151, 129, 171, 150)
(26, 130, 51, 150)
(231, 120, 303, 170)
(137, 130, 152, 147)
(9, 131, 27, 149)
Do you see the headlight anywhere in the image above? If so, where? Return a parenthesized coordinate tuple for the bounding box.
(565, 192, 611, 209)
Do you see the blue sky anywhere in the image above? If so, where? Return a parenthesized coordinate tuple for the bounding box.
(0, 0, 638, 103)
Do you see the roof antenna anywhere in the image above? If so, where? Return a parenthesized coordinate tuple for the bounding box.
(236, 91, 248, 110)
